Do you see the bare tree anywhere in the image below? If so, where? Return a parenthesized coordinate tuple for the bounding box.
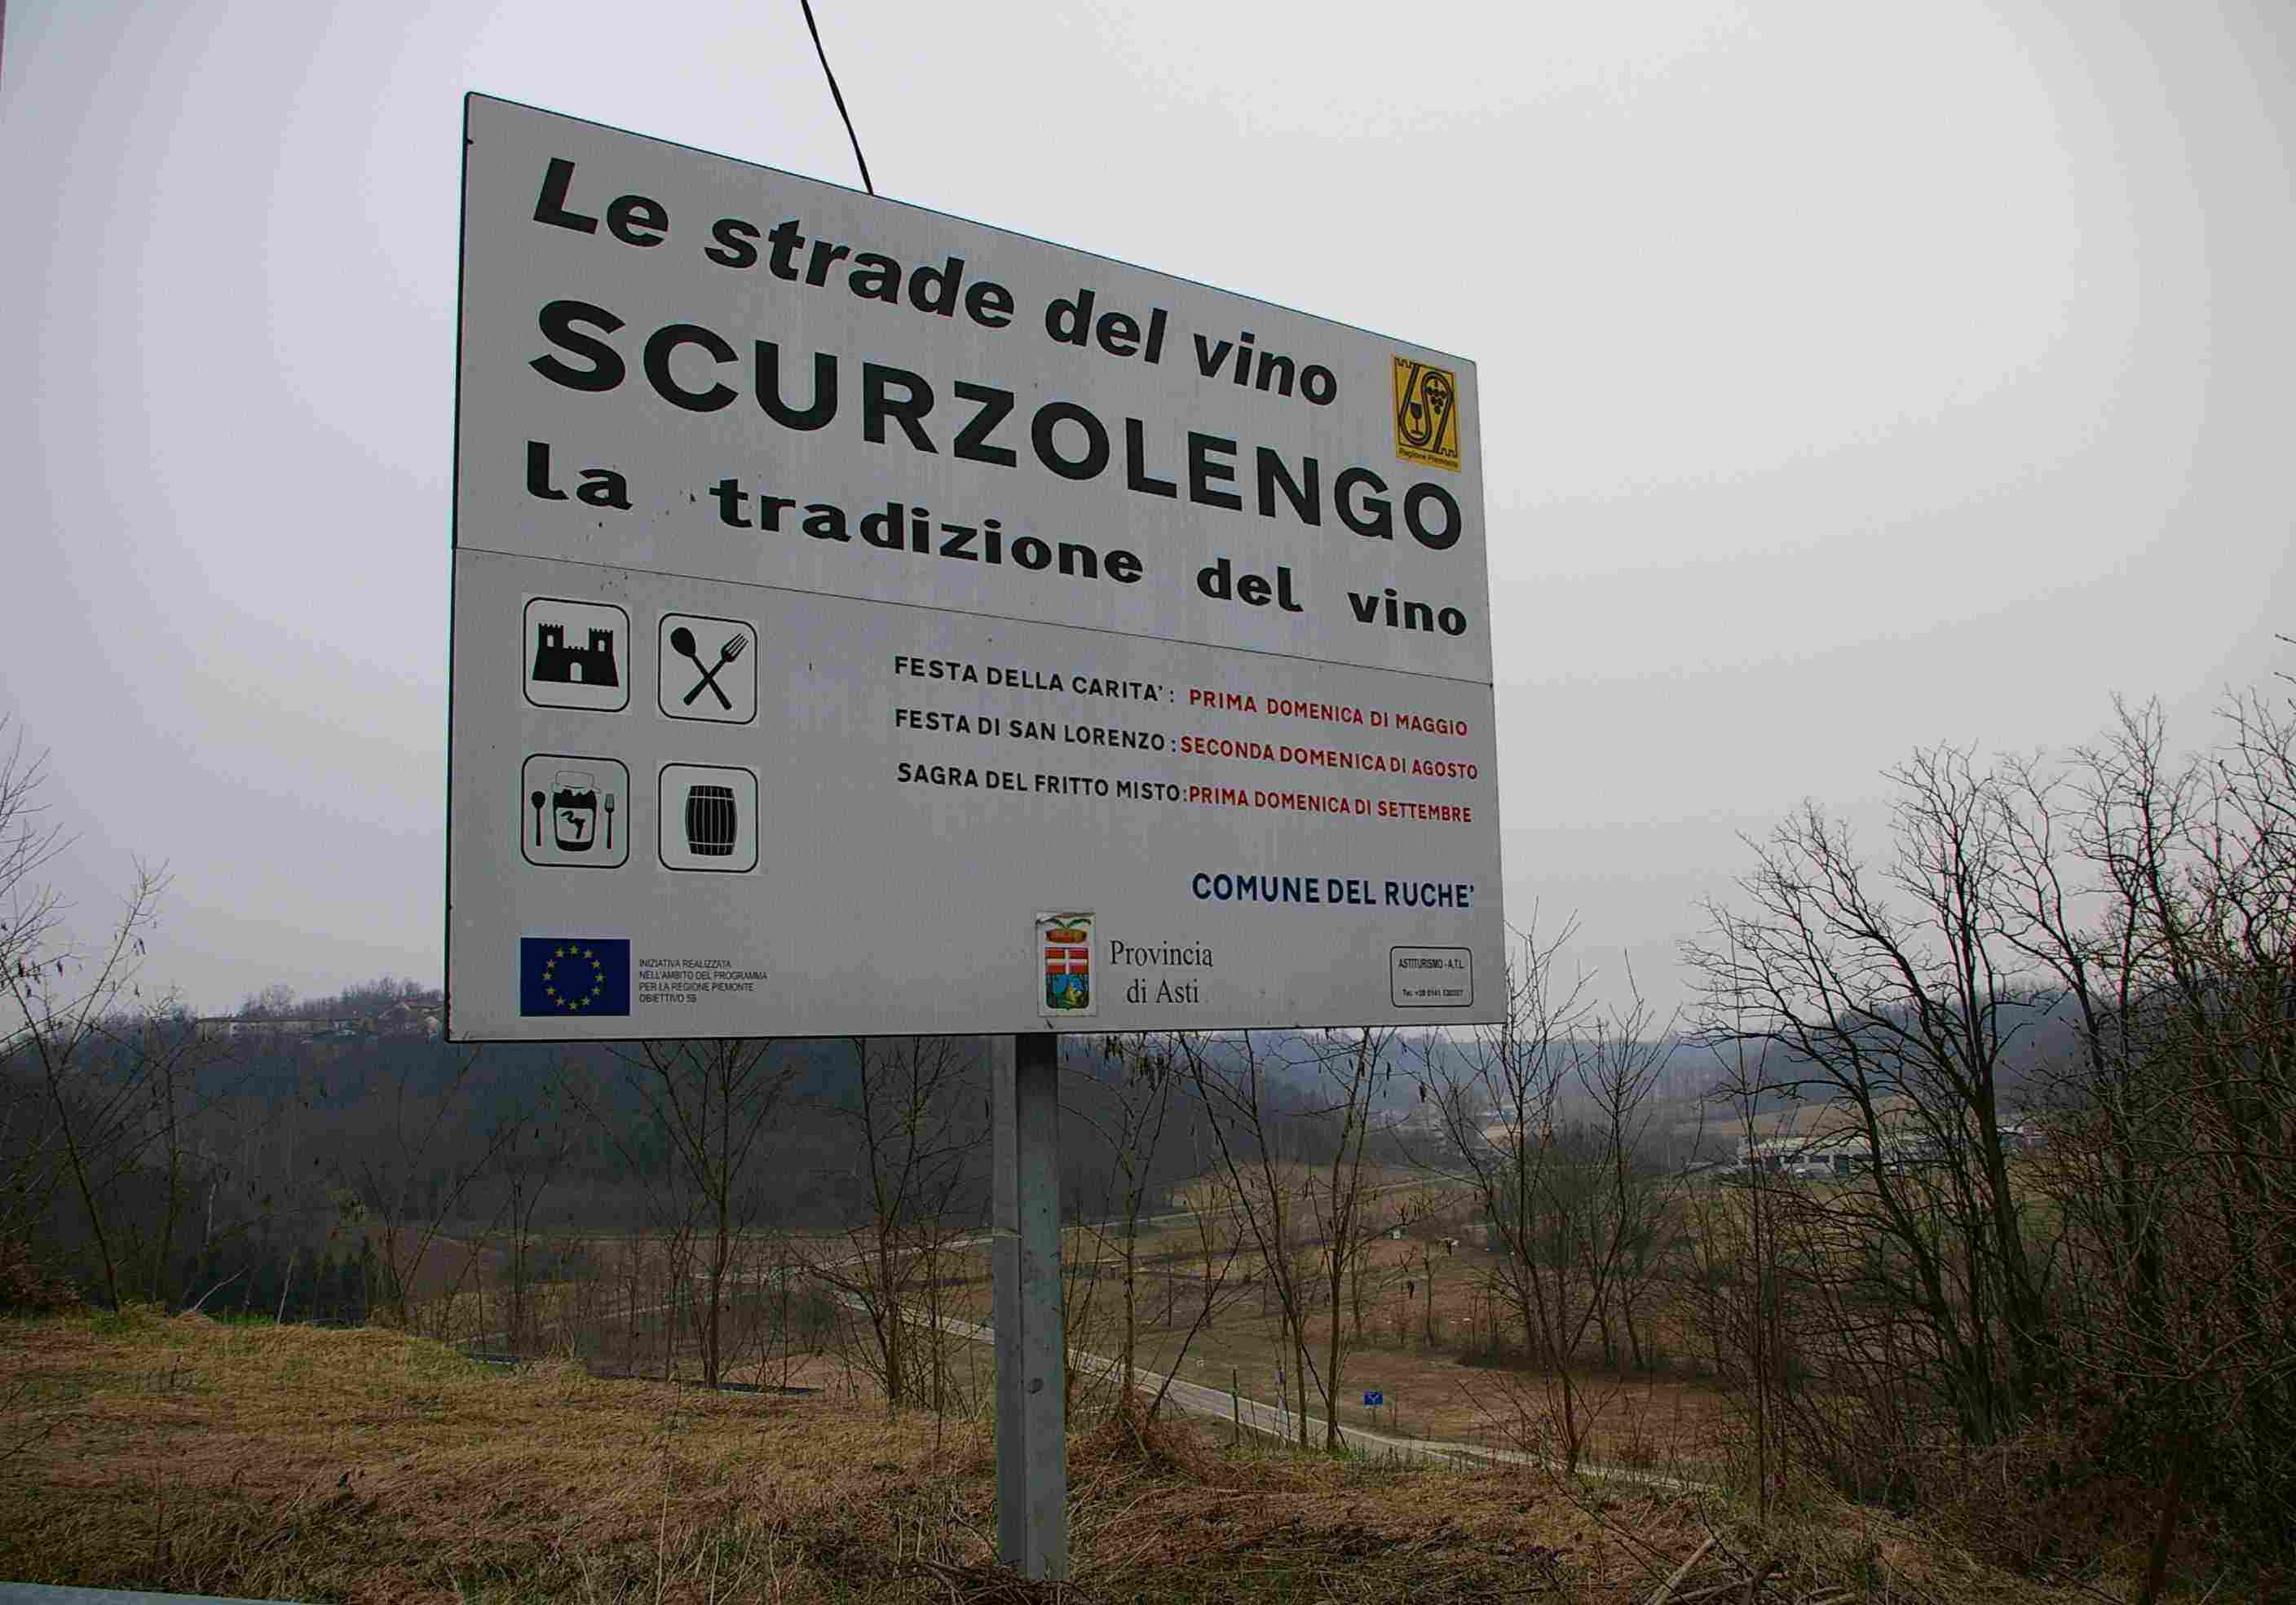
(2007, 694, 2296, 1554)
(1422, 918, 1675, 1473)
(1679, 946, 1791, 1520)
(1684, 746, 2063, 1465)
(355, 1047, 520, 1333)
(1296, 1026, 1398, 1450)
(808, 1035, 987, 1413)
(496, 1103, 576, 1355)
(1177, 1028, 1398, 1450)
(1070, 1036, 1179, 1429)
(3, 864, 163, 1308)
(1680, 674, 2296, 1562)
(1070, 1036, 1252, 1432)
(572, 1037, 795, 1388)
(0, 728, 239, 1309)
(1176, 1032, 1318, 1446)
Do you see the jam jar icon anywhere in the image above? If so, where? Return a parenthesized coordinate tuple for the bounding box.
(552, 769, 600, 852)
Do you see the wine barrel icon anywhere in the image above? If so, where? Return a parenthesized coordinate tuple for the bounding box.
(683, 783, 739, 857)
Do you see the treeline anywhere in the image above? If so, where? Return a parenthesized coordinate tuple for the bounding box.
(0, 973, 1362, 1321)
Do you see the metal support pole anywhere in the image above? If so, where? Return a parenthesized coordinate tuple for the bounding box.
(991, 1031, 1067, 1579)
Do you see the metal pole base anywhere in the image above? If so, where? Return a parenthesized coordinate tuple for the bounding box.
(991, 1031, 1067, 1579)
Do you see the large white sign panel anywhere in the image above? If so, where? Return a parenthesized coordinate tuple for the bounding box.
(448, 93, 1503, 1041)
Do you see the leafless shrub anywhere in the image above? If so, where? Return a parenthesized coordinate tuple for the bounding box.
(1683, 672, 2296, 1576)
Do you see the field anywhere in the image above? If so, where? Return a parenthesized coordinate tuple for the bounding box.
(245, 1165, 2229, 1600)
(0, 1307, 2095, 1603)
(955, 1223, 1740, 1475)
(382, 1178, 1849, 1479)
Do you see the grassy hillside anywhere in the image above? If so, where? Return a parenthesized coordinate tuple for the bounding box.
(1, 1307, 2114, 1603)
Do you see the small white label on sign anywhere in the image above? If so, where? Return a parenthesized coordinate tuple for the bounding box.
(521, 754, 629, 867)
(523, 597, 629, 712)
(1390, 947, 1472, 1007)
(658, 612, 757, 723)
(659, 763, 758, 873)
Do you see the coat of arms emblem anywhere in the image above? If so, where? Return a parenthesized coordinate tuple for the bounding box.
(1035, 912, 1096, 1015)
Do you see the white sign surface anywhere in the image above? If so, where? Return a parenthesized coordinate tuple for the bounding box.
(448, 93, 1503, 1040)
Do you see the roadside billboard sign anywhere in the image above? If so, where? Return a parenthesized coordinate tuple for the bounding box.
(448, 93, 1503, 1040)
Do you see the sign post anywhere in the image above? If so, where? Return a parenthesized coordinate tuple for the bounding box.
(447, 92, 1506, 1585)
(991, 1032, 1065, 1577)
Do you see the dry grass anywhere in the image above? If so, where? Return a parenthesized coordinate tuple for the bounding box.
(0, 1307, 2133, 1603)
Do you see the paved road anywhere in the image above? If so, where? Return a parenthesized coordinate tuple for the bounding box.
(858, 1293, 1711, 1492)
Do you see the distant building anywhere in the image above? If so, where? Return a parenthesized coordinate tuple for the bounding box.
(195, 1017, 331, 1041)
(1730, 1122, 2024, 1177)
(1375, 1107, 1450, 1142)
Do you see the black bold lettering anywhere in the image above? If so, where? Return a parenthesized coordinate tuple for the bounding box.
(966, 281, 1015, 328)
(804, 238, 851, 285)
(531, 299, 625, 392)
(708, 476, 748, 527)
(848, 253, 901, 303)
(525, 440, 566, 500)
(1335, 467, 1393, 537)
(765, 219, 806, 281)
(1125, 418, 1177, 498)
(576, 469, 630, 510)
(1405, 481, 1462, 550)
(606, 193, 667, 247)
(1046, 289, 1094, 346)
(642, 324, 736, 413)
(1256, 449, 1320, 524)
(1189, 433, 1242, 511)
(531, 158, 598, 233)
(1033, 402, 1110, 481)
(862, 363, 937, 451)
(952, 382, 1018, 466)
(908, 256, 965, 316)
(704, 218, 758, 268)
(753, 343, 838, 431)
(1097, 312, 1141, 356)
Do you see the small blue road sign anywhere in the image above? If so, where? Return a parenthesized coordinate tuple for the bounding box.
(1362, 1390, 1384, 1407)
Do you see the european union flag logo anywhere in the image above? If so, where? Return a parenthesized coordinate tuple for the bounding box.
(519, 938, 631, 1016)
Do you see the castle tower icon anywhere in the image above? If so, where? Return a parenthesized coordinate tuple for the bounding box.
(532, 621, 620, 688)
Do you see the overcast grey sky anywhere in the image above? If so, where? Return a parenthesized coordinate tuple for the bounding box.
(4, 1, 2292, 1019)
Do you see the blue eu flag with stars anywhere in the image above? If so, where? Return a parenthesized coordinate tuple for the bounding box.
(520, 938, 630, 1016)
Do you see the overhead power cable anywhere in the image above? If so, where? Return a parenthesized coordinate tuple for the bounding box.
(799, 0, 876, 196)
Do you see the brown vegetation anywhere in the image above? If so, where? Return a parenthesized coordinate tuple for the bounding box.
(0, 1307, 2104, 1604)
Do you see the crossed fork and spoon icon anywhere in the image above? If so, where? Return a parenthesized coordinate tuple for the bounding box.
(669, 626, 748, 710)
